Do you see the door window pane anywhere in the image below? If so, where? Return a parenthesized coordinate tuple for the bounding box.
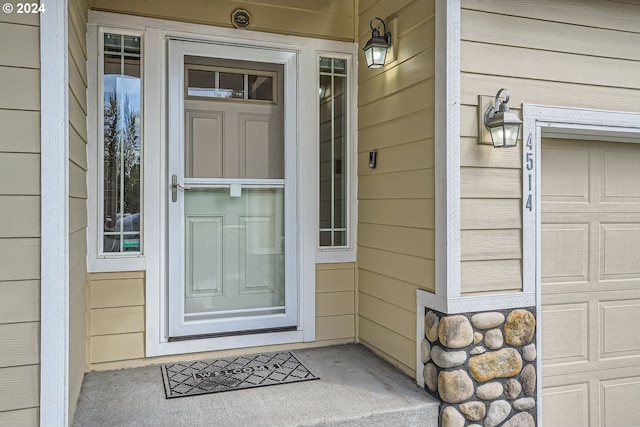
(102, 33, 142, 253)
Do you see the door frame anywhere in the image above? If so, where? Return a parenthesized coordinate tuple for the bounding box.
(522, 104, 640, 426)
(86, 11, 356, 357)
(166, 39, 298, 338)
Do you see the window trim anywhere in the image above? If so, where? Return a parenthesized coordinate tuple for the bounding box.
(88, 25, 146, 272)
(315, 51, 358, 264)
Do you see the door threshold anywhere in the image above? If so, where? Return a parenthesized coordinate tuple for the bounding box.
(168, 326, 298, 342)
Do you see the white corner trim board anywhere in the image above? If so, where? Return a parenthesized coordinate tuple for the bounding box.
(435, 0, 462, 301)
(40, 0, 70, 425)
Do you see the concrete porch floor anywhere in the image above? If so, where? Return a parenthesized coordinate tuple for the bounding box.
(72, 344, 439, 427)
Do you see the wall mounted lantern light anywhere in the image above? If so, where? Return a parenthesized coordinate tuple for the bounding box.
(363, 17, 392, 69)
(481, 88, 522, 148)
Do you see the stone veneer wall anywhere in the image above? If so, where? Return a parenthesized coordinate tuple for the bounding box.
(421, 308, 537, 427)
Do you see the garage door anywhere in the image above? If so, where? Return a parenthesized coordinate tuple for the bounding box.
(541, 138, 640, 426)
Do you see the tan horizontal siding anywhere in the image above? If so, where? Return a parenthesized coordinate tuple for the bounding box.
(0, 281, 39, 325)
(0, 153, 40, 196)
(462, 0, 640, 33)
(0, 23, 39, 69)
(461, 260, 523, 294)
(359, 169, 434, 200)
(0, 110, 40, 154)
(0, 14, 41, 425)
(358, 139, 434, 175)
(90, 276, 145, 309)
(358, 293, 415, 340)
(359, 223, 434, 259)
(0, 365, 39, 413)
(91, 333, 145, 364)
(0, 407, 38, 427)
(88, 272, 146, 367)
(357, 0, 435, 378)
(359, 317, 415, 376)
(90, 0, 355, 41)
(0, 197, 39, 238)
(0, 67, 39, 111)
(68, 0, 88, 419)
(457, 0, 640, 294)
(359, 199, 435, 229)
(461, 229, 521, 261)
(359, 111, 435, 152)
(315, 263, 356, 343)
(0, 323, 39, 368)
(0, 239, 40, 282)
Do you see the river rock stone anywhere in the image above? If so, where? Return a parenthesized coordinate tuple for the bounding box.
(504, 378, 522, 400)
(476, 382, 503, 400)
(521, 364, 536, 396)
(431, 346, 467, 368)
(424, 362, 438, 392)
(460, 401, 486, 421)
(425, 311, 440, 342)
(438, 370, 474, 403)
(523, 343, 536, 362)
(502, 412, 535, 427)
(513, 397, 536, 411)
(421, 338, 431, 363)
(468, 348, 523, 382)
(484, 400, 511, 427)
(442, 406, 466, 427)
(439, 315, 474, 348)
(471, 312, 505, 329)
(474, 332, 483, 344)
(504, 309, 536, 346)
(485, 329, 504, 350)
(470, 346, 487, 355)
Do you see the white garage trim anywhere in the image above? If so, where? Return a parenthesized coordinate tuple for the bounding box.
(522, 104, 640, 427)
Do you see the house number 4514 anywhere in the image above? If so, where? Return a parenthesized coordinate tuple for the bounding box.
(525, 133, 533, 212)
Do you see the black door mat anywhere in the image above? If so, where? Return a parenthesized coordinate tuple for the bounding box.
(161, 351, 319, 398)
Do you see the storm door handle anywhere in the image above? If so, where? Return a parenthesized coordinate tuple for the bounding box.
(171, 174, 191, 202)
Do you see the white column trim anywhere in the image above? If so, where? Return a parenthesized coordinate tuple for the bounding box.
(434, 0, 461, 307)
(40, 1, 70, 425)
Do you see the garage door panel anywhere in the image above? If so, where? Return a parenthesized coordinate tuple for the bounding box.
(600, 376, 640, 427)
(542, 138, 640, 427)
(542, 223, 589, 284)
(600, 299, 640, 360)
(542, 144, 590, 204)
(601, 148, 640, 204)
(542, 302, 589, 366)
(600, 224, 640, 281)
(542, 383, 589, 427)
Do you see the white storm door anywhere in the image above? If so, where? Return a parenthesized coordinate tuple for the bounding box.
(167, 39, 298, 338)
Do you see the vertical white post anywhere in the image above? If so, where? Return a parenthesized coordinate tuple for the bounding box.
(40, 1, 70, 425)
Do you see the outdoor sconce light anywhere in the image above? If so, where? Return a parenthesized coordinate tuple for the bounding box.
(481, 88, 522, 148)
(363, 18, 392, 69)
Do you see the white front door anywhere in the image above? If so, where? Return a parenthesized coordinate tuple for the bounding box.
(167, 40, 298, 338)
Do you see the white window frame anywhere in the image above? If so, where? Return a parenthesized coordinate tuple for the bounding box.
(87, 24, 146, 272)
(315, 51, 358, 264)
(88, 11, 357, 357)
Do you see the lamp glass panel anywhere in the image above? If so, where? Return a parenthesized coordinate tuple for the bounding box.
(372, 46, 387, 66)
(490, 126, 505, 147)
(504, 124, 520, 147)
(364, 47, 374, 68)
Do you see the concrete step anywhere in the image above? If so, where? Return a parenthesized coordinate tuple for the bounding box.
(73, 344, 439, 427)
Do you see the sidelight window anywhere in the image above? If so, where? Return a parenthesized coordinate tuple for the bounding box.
(101, 33, 142, 254)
